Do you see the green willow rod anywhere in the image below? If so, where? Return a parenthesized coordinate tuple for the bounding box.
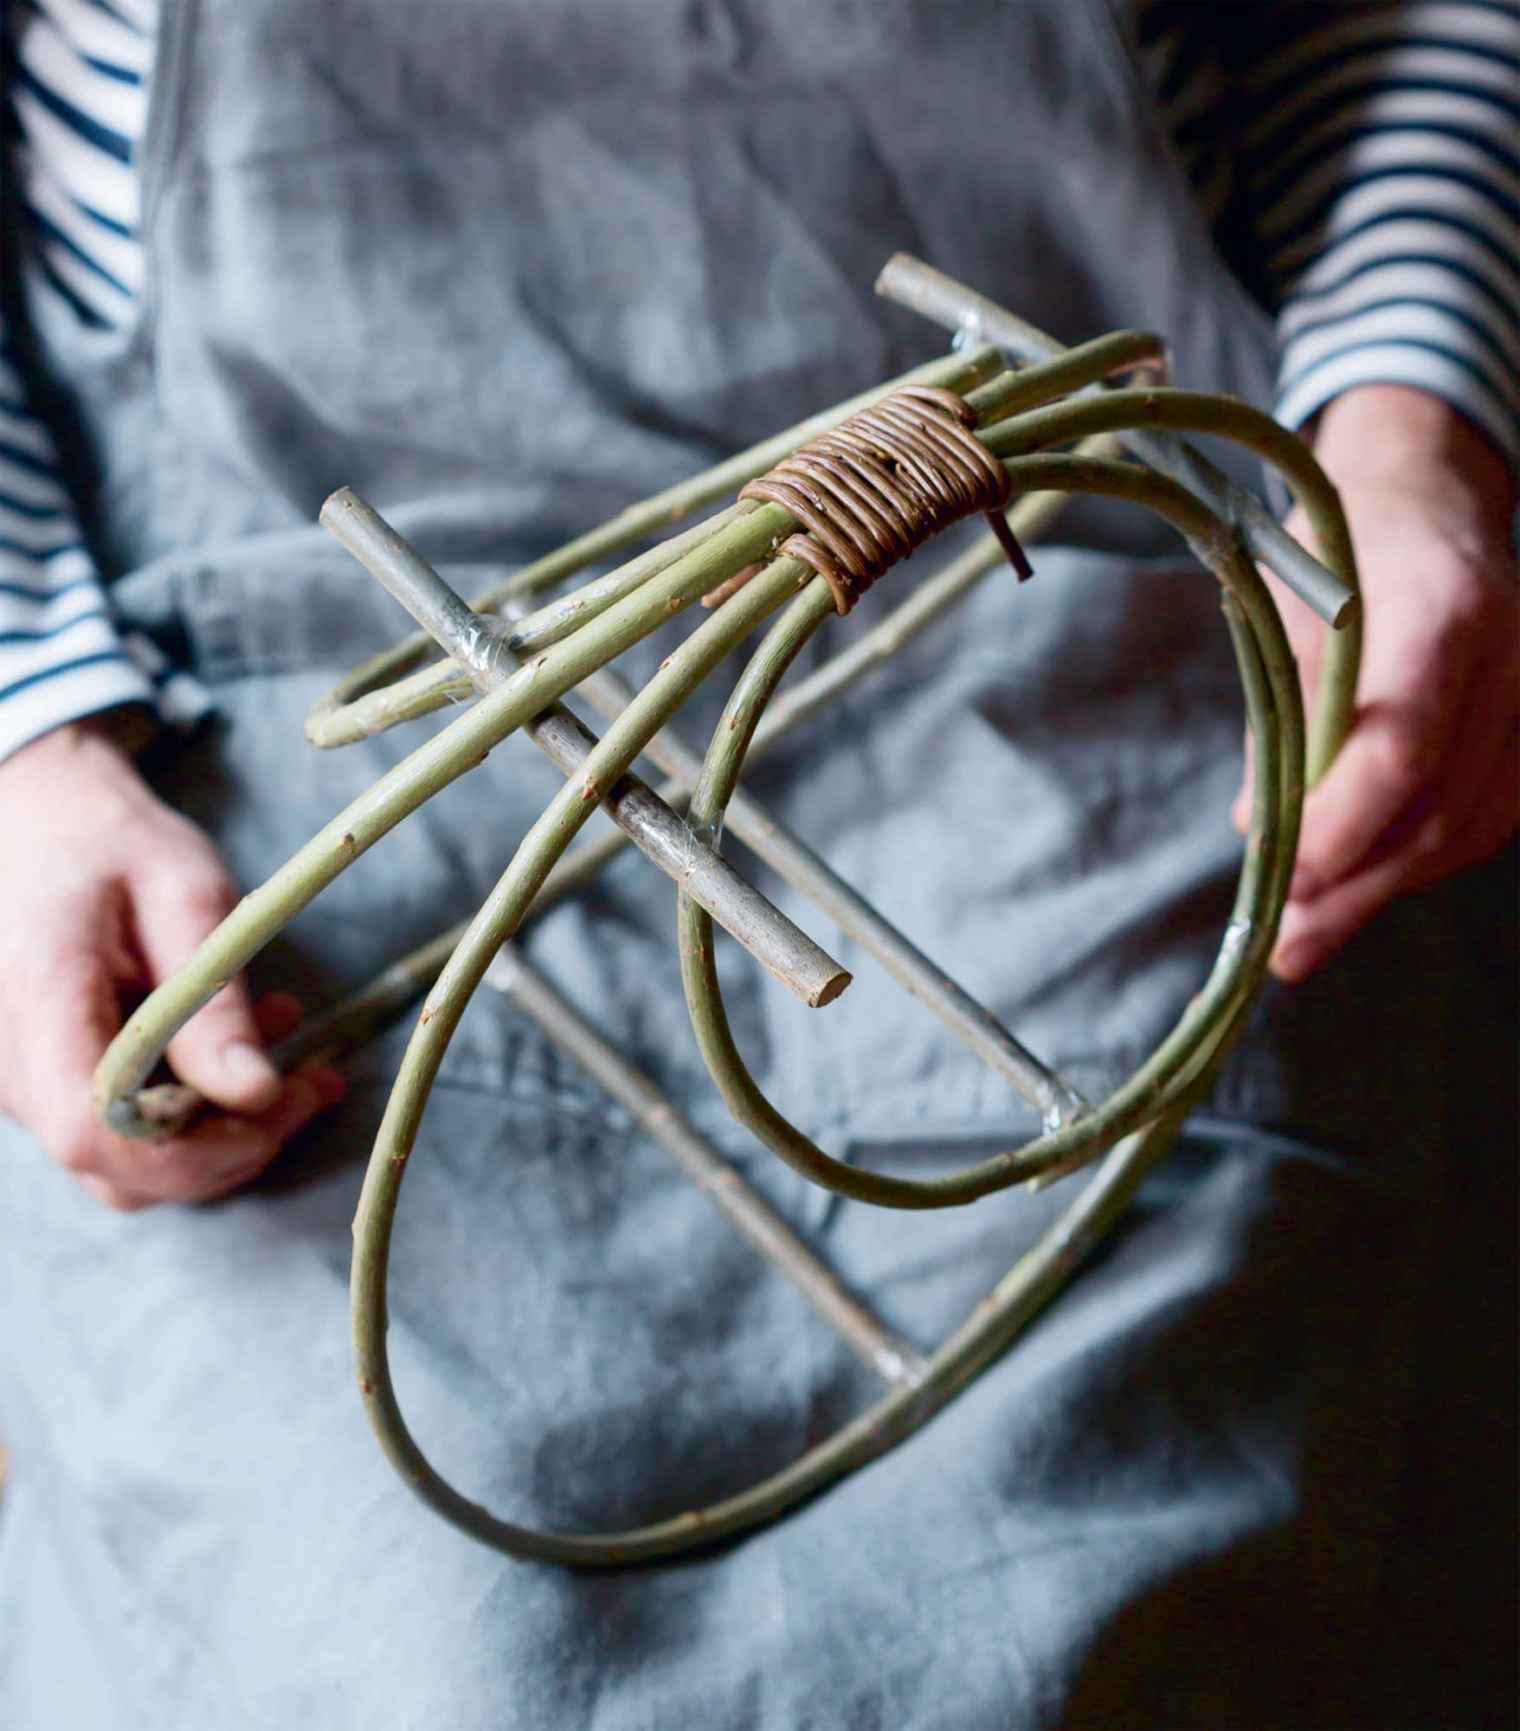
(349, 456, 1305, 1565)
(672, 454, 1302, 1210)
(979, 385, 1361, 783)
(267, 476, 1101, 1079)
(87, 271, 1360, 1567)
(94, 501, 816, 1135)
(306, 346, 1008, 747)
(876, 254, 1357, 624)
(309, 333, 1160, 749)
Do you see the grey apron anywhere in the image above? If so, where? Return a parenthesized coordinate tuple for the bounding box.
(1, 2, 1507, 1725)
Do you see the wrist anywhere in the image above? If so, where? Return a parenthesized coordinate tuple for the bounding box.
(0, 709, 151, 804)
(1311, 384, 1516, 521)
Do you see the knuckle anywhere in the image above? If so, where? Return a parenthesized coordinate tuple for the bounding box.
(1434, 589, 1491, 651)
(53, 1131, 100, 1176)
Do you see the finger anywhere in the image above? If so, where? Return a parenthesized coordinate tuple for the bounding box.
(186, 1064, 346, 1202)
(246, 1062, 346, 1154)
(29, 950, 139, 1186)
(1291, 634, 1514, 905)
(191, 1061, 344, 1190)
(1408, 640, 1518, 859)
(132, 862, 282, 1115)
(1292, 698, 1458, 899)
(79, 1174, 151, 1213)
(1272, 731, 1519, 981)
(96, 1064, 344, 1206)
(93, 1115, 275, 1205)
(1290, 622, 1472, 898)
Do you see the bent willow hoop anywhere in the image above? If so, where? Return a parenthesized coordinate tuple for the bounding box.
(93, 257, 1362, 1566)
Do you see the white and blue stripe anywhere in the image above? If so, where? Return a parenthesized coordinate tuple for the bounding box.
(0, 0, 198, 760)
(0, 0, 1516, 764)
(1141, 0, 1520, 465)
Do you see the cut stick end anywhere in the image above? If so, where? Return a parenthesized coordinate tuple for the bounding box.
(810, 969, 853, 1009)
(1328, 590, 1362, 632)
(318, 485, 361, 530)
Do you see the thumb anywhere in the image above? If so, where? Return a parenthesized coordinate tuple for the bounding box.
(131, 852, 282, 1114)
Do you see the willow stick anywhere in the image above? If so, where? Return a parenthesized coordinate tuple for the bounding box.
(548, 655, 1079, 1123)
(264, 818, 654, 1073)
(282, 439, 1125, 1091)
(673, 455, 1302, 1208)
(306, 507, 750, 748)
(876, 253, 1360, 782)
(483, 945, 926, 1387)
(960, 329, 1164, 425)
(343, 387, 1332, 1564)
(352, 559, 830, 1546)
(306, 334, 1145, 755)
(353, 1036, 1190, 1566)
(320, 488, 849, 1009)
(346, 450, 1309, 1563)
(979, 386, 1361, 783)
(261, 481, 1095, 1073)
(94, 502, 812, 1136)
(307, 345, 1005, 742)
(876, 254, 1353, 620)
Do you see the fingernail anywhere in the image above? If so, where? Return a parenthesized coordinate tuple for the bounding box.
(222, 1041, 275, 1091)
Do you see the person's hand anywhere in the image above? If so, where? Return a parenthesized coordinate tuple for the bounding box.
(1234, 384, 1519, 982)
(0, 716, 344, 1209)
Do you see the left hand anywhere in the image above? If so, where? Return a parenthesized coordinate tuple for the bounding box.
(1233, 383, 1519, 982)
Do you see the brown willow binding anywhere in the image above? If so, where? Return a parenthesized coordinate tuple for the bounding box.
(724, 383, 1031, 614)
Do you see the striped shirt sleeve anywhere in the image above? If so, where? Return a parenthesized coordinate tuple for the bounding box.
(0, 333, 156, 757)
(0, 0, 207, 766)
(1141, 0, 1520, 473)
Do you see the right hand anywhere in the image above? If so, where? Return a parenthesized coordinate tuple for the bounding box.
(0, 716, 344, 1210)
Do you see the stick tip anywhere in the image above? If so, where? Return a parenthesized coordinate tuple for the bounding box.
(873, 252, 921, 300)
(318, 485, 361, 531)
(811, 969, 853, 1009)
(1328, 589, 1361, 632)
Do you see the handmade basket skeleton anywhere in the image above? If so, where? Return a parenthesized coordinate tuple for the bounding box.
(94, 258, 1361, 1566)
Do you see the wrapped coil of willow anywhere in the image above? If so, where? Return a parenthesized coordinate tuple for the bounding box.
(92, 257, 1361, 1566)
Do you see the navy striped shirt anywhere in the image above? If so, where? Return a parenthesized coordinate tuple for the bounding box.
(1, 0, 1517, 763)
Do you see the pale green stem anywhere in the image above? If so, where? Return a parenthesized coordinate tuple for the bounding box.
(306, 347, 1005, 744)
(876, 254, 1354, 625)
(263, 476, 1101, 1072)
(342, 459, 1308, 1566)
(94, 503, 803, 1135)
(980, 385, 1360, 782)
(351, 557, 819, 1557)
(673, 454, 1302, 1207)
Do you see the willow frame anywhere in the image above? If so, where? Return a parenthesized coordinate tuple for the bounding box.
(92, 256, 1360, 1566)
